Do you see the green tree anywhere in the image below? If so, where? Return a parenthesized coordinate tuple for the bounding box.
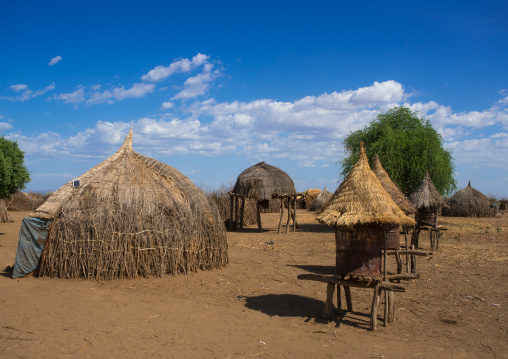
(340, 106, 456, 195)
(0, 137, 31, 198)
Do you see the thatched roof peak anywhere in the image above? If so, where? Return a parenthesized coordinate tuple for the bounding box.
(233, 161, 296, 200)
(121, 128, 134, 151)
(372, 154, 415, 215)
(409, 170, 446, 210)
(316, 144, 415, 229)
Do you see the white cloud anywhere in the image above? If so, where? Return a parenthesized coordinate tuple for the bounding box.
(0, 122, 13, 133)
(48, 55, 62, 66)
(53, 83, 155, 105)
(10, 84, 28, 92)
(172, 64, 219, 100)
(1, 83, 55, 102)
(141, 53, 209, 82)
(51, 87, 85, 104)
(161, 101, 174, 110)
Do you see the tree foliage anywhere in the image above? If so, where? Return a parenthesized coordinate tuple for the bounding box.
(340, 107, 456, 196)
(0, 137, 31, 199)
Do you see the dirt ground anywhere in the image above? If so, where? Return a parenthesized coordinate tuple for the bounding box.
(1, 210, 507, 358)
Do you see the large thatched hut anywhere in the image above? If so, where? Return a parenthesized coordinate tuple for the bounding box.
(232, 161, 296, 230)
(308, 187, 332, 212)
(409, 170, 446, 227)
(372, 154, 415, 249)
(442, 181, 496, 217)
(316, 143, 415, 277)
(12, 129, 228, 279)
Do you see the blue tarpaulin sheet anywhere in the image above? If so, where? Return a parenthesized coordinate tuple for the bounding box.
(12, 217, 52, 279)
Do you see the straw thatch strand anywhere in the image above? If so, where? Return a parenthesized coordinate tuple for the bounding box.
(442, 181, 496, 217)
(35, 129, 228, 279)
(309, 187, 332, 211)
(409, 170, 447, 210)
(232, 162, 296, 200)
(316, 143, 415, 229)
(372, 155, 415, 215)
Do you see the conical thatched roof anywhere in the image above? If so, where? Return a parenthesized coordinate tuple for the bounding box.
(309, 186, 332, 211)
(409, 170, 446, 210)
(233, 161, 296, 200)
(32, 129, 228, 279)
(442, 181, 496, 217)
(372, 154, 415, 215)
(316, 143, 415, 228)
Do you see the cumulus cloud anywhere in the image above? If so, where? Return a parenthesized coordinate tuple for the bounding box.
(172, 63, 220, 100)
(48, 55, 62, 66)
(161, 101, 174, 110)
(1, 83, 55, 102)
(141, 53, 209, 82)
(52, 83, 155, 105)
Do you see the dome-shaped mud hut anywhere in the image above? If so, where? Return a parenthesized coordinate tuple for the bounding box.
(13, 129, 228, 279)
(232, 161, 296, 231)
(442, 181, 496, 217)
(316, 143, 415, 277)
(372, 154, 415, 249)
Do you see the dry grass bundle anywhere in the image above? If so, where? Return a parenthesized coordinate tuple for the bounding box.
(372, 154, 415, 214)
(304, 189, 321, 209)
(233, 161, 296, 200)
(7, 191, 45, 211)
(442, 182, 497, 217)
(0, 199, 10, 223)
(35, 130, 228, 280)
(316, 143, 415, 229)
(308, 187, 332, 211)
(409, 170, 446, 210)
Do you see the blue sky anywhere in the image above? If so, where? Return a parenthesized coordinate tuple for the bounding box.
(1, 0, 507, 198)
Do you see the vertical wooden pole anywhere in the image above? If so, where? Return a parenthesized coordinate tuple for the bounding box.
(229, 194, 234, 231)
(370, 283, 380, 331)
(256, 200, 262, 231)
(323, 283, 335, 320)
(293, 195, 297, 232)
(344, 286, 353, 311)
(285, 197, 291, 233)
(277, 197, 284, 234)
(336, 284, 342, 312)
(383, 233, 388, 327)
(388, 290, 395, 323)
(404, 226, 409, 273)
(239, 196, 245, 230)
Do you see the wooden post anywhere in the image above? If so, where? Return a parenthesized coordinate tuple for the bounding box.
(388, 290, 395, 323)
(277, 197, 284, 234)
(395, 249, 402, 275)
(410, 244, 416, 273)
(370, 283, 381, 331)
(256, 201, 262, 231)
(323, 283, 335, 320)
(285, 197, 291, 233)
(234, 195, 239, 229)
(383, 233, 388, 327)
(337, 284, 342, 312)
(239, 196, 245, 230)
(344, 286, 353, 311)
(229, 194, 234, 231)
(293, 195, 297, 232)
(404, 226, 409, 273)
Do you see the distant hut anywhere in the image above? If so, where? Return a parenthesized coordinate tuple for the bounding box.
(500, 199, 508, 211)
(232, 161, 296, 230)
(409, 170, 446, 228)
(316, 143, 415, 277)
(372, 154, 415, 249)
(309, 187, 332, 212)
(442, 181, 496, 217)
(12, 129, 228, 279)
(304, 188, 322, 209)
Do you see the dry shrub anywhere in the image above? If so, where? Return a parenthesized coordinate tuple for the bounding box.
(7, 191, 45, 211)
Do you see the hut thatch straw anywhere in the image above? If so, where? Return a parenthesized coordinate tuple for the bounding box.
(232, 161, 296, 201)
(372, 155, 415, 215)
(409, 170, 446, 210)
(32, 129, 228, 279)
(309, 187, 332, 211)
(316, 143, 415, 229)
(442, 181, 496, 217)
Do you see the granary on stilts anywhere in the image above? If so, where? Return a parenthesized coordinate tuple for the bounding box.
(230, 161, 297, 232)
(442, 181, 497, 217)
(409, 170, 447, 252)
(298, 143, 416, 331)
(11, 129, 228, 279)
(371, 154, 415, 250)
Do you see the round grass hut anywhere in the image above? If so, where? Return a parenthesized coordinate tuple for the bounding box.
(372, 154, 415, 249)
(409, 170, 446, 227)
(232, 161, 296, 230)
(308, 187, 332, 212)
(316, 143, 415, 277)
(25, 129, 228, 279)
(442, 181, 496, 217)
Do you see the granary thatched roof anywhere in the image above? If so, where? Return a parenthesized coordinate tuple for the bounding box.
(372, 154, 415, 215)
(442, 181, 496, 217)
(32, 129, 228, 279)
(409, 170, 446, 210)
(316, 143, 415, 229)
(309, 186, 332, 212)
(233, 161, 296, 201)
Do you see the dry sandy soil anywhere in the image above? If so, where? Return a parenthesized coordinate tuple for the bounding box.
(1, 210, 507, 358)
